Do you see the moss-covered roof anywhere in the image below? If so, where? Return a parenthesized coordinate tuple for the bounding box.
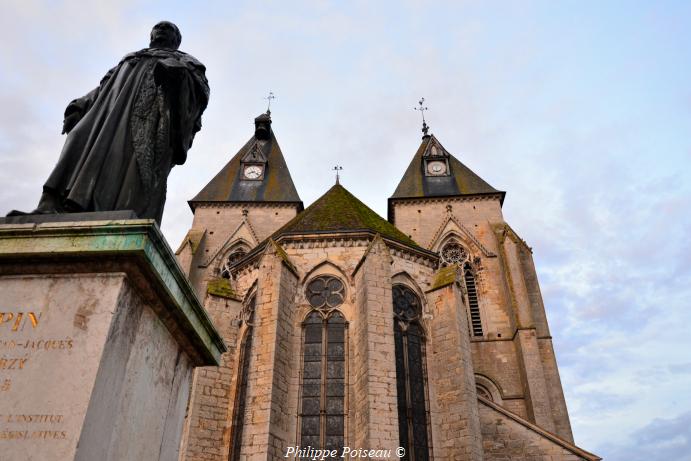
(272, 184, 420, 247)
(390, 134, 504, 202)
(189, 117, 302, 209)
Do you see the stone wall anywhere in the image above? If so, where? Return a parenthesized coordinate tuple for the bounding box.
(180, 295, 241, 461)
(426, 281, 484, 460)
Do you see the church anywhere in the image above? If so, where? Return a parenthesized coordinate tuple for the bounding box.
(174, 111, 600, 461)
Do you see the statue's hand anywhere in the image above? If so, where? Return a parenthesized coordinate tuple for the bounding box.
(62, 112, 81, 134)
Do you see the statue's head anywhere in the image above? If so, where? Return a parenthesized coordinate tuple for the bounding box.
(254, 113, 272, 140)
(150, 21, 181, 50)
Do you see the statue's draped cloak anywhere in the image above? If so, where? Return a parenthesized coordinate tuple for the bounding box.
(44, 48, 209, 223)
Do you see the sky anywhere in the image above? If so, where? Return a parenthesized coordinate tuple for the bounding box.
(1, 1, 691, 459)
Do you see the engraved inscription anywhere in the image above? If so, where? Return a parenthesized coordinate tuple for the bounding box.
(0, 312, 41, 332)
(0, 309, 73, 443)
(0, 414, 67, 441)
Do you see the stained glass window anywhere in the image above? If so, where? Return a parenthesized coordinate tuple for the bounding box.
(393, 285, 430, 461)
(229, 297, 255, 460)
(306, 276, 345, 309)
(300, 311, 346, 451)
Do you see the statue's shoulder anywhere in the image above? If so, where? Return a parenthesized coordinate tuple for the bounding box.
(119, 48, 205, 72)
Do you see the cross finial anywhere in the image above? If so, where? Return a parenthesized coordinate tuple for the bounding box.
(333, 165, 343, 185)
(265, 91, 275, 115)
(414, 97, 430, 137)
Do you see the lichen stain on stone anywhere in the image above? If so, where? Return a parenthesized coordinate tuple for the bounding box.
(74, 299, 97, 331)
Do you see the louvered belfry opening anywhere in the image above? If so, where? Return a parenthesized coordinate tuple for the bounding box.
(393, 285, 430, 461)
(464, 262, 483, 337)
(229, 298, 256, 461)
(300, 275, 347, 452)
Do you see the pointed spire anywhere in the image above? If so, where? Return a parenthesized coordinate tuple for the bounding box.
(189, 112, 302, 210)
(389, 134, 505, 209)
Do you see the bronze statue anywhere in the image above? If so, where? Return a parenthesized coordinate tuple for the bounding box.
(12, 21, 209, 224)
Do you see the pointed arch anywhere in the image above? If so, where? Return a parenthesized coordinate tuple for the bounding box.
(218, 240, 253, 279)
(299, 308, 348, 450)
(302, 260, 351, 285)
(392, 284, 431, 460)
(391, 271, 428, 318)
(228, 295, 257, 460)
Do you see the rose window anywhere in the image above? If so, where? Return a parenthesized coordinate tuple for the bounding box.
(221, 248, 247, 279)
(440, 241, 468, 266)
(306, 276, 345, 309)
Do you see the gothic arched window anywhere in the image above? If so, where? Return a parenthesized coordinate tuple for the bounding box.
(229, 296, 256, 461)
(221, 246, 249, 279)
(393, 285, 430, 461)
(300, 276, 347, 451)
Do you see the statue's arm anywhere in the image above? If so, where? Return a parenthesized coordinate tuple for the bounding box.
(154, 58, 209, 164)
(62, 67, 116, 134)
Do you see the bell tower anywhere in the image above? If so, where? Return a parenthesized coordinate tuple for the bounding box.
(389, 130, 574, 441)
(176, 112, 303, 295)
(176, 112, 302, 460)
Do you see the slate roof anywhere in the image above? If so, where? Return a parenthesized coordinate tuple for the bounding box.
(390, 134, 504, 202)
(189, 119, 302, 209)
(272, 184, 421, 248)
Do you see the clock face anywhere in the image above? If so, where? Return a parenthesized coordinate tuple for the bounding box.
(427, 161, 447, 176)
(243, 165, 263, 180)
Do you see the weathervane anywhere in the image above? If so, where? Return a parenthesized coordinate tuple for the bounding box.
(333, 165, 343, 185)
(265, 91, 275, 115)
(414, 97, 429, 137)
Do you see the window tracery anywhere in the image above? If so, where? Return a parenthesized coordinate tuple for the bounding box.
(439, 240, 469, 266)
(221, 247, 248, 279)
(306, 275, 345, 309)
(300, 311, 346, 451)
(393, 285, 430, 461)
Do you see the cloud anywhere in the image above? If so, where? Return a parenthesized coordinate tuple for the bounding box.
(602, 411, 691, 461)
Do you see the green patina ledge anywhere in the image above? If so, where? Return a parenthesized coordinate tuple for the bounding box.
(0, 219, 226, 365)
(207, 277, 240, 300)
(430, 264, 459, 291)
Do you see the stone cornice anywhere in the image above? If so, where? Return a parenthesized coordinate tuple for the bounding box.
(229, 231, 439, 278)
(189, 201, 303, 211)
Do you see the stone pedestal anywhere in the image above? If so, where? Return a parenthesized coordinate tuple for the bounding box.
(0, 219, 226, 461)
